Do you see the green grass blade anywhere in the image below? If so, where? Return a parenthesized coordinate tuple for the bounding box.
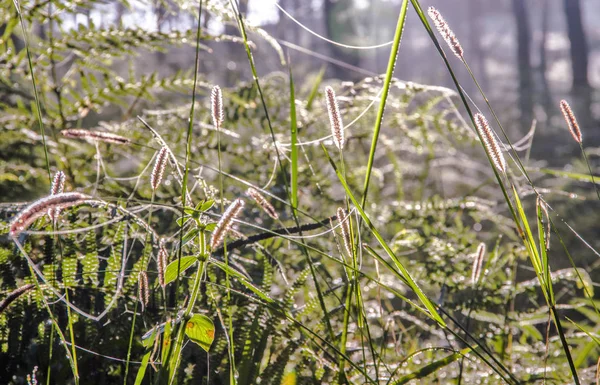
(323, 144, 445, 326)
(361, 0, 409, 206)
(228, 0, 337, 347)
(134, 350, 152, 385)
(289, 60, 299, 217)
(392, 347, 471, 385)
(532, 167, 600, 184)
(511, 186, 544, 281)
(305, 65, 326, 110)
(536, 203, 554, 304)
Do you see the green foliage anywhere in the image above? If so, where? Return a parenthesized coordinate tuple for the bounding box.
(1, 0, 599, 384)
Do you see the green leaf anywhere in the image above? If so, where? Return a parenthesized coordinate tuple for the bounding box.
(281, 371, 296, 385)
(199, 199, 215, 212)
(185, 314, 215, 352)
(133, 350, 151, 385)
(181, 228, 201, 248)
(163, 256, 197, 286)
(183, 207, 196, 216)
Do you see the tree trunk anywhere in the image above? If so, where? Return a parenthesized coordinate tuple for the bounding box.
(323, 0, 360, 80)
(467, 0, 488, 91)
(512, 0, 534, 131)
(563, 0, 593, 140)
(538, 0, 552, 116)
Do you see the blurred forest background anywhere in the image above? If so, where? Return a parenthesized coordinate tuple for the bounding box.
(30, 0, 599, 157)
(6, 0, 598, 155)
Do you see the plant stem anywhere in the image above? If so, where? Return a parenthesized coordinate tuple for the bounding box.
(550, 305, 580, 385)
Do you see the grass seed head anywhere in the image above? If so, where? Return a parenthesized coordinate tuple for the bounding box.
(50, 171, 65, 195)
(151, 147, 169, 190)
(325, 86, 345, 150)
(211, 85, 224, 129)
(246, 188, 278, 220)
(474, 113, 507, 174)
(61, 129, 130, 144)
(210, 198, 245, 250)
(10, 192, 91, 236)
(138, 271, 149, 311)
(472, 242, 486, 286)
(427, 7, 464, 59)
(337, 207, 352, 256)
(157, 242, 168, 288)
(559, 100, 582, 143)
(48, 171, 66, 221)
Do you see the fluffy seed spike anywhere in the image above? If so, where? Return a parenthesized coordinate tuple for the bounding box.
(50, 171, 65, 195)
(474, 113, 507, 174)
(60, 129, 130, 144)
(211, 85, 224, 129)
(138, 271, 149, 311)
(471, 243, 486, 286)
(337, 207, 352, 256)
(150, 147, 169, 190)
(559, 100, 582, 143)
(246, 188, 278, 220)
(48, 171, 66, 221)
(0, 284, 35, 314)
(427, 7, 464, 59)
(325, 86, 344, 150)
(157, 242, 168, 288)
(210, 198, 245, 250)
(10, 192, 91, 236)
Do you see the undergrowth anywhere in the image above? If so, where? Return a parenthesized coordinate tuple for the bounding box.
(0, 1, 599, 384)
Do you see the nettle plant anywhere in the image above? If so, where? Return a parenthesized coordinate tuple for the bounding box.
(1, 1, 599, 385)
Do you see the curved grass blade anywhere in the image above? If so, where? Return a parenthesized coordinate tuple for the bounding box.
(392, 347, 471, 385)
(323, 144, 445, 326)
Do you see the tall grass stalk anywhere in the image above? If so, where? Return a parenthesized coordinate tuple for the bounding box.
(12, 0, 52, 183)
(162, 0, 203, 381)
(412, 1, 580, 381)
(228, 0, 338, 352)
(361, 0, 408, 207)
